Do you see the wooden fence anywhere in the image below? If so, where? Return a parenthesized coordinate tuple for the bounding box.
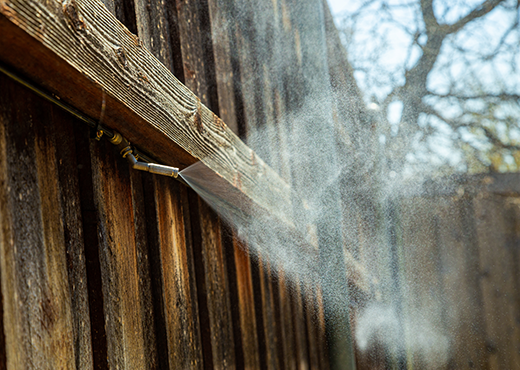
(2, 0, 520, 369)
(0, 0, 341, 368)
(351, 174, 520, 370)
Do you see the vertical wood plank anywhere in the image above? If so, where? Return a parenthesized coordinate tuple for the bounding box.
(89, 138, 156, 369)
(278, 268, 298, 370)
(173, 0, 218, 111)
(399, 197, 447, 369)
(206, 0, 263, 367)
(198, 199, 236, 368)
(435, 195, 488, 369)
(315, 285, 330, 369)
(206, 0, 239, 135)
(144, 176, 204, 369)
(52, 106, 95, 370)
(131, 0, 205, 368)
(128, 169, 159, 368)
(133, 0, 181, 75)
(168, 0, 238, 366)
(231, 239, 262, 369)
(258, 257, 282, 370)
(474, 194, 520, 370)
(293, 279, 310, 370)
(230, 2, 301, 368)
(304, 284, 321, 370)
(0, 75, 89, 369)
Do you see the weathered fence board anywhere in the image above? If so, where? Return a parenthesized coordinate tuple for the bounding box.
(124, 1, 205, 367)
(474, 195, 520, 370)
(0, 0, 292, 224)
(228, 237, 261, 369)
(145, 177, 203, 368)
(0, 76, 86, 369)
(435, 196, 488, 369)
(258, 257, 281, 370)
(197, 199, 236, 368)
(89, 138, 153, 369)
(277, 268, 298, 370)
(358, 178, 520, 370)
(205, 1, 264, 366)
(52, 102, 94, 370)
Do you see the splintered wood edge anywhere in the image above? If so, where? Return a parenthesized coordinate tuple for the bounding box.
(0, 0, 291, 222)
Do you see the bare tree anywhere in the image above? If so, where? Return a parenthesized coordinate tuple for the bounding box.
(337, 0, 520, 175)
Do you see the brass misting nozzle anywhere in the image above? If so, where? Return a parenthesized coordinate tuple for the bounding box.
(114, 132, 179, 178)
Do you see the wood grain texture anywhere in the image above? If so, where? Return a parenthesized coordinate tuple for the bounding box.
(292, 279, 310, 370)
(205, 1, 262, 367)
(277, 269, 298, 370)
(130, 0, 204, 367)
(206, 0, 239, 135)
(89, 138, 157, 370)
(0, 75, 88, 369)
(258, 257, 281, 370)
(52, 105, 95, 370)
(232, 240, 261, 369)
(197, 199, 236, 368)
(171, 1, 240, 367)
(304, 285, 321, 369)
(145, 177, 204, 369)
(315, 285, 330, 370)
(0, 0, 291, 223)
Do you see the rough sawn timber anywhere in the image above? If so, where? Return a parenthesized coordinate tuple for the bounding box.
(0, 0, 291, 222)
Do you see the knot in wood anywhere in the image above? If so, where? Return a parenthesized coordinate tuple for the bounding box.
(62, 0, 86, 32)
(115, 47, 128, 69)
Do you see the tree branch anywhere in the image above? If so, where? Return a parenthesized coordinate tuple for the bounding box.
(420, 0, 439, 34)
(446, 0, 506, 34)
(421, 103, 520, 151)
(427, 91, 520, 102)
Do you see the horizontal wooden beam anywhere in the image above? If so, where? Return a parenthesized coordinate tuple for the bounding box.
(0, 0, 291, 221)
(0, 0, 370, 295)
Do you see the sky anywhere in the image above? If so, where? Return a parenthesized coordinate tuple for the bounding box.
(327, 0, 349, 16)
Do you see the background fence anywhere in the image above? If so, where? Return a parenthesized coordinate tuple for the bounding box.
(351, 174, 520, 369)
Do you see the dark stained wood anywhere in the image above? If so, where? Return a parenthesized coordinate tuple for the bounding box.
(228, 1, 318, 368)
(88, 137, 158, 369)
(197, 199, 236, 368)
(315, 285, 330, 370)
(0, 75, 90, 369)
(292, 279, 310, 370)
(73, 124, 109, 370)
(127, 169, 160, 368)
(171, 1, 242, 367)
(232, 240, 261, 369)
(278, 269, 298, 370)
(206, 0, 239, 135)
(304, 284, 321, 370)
(133, 0, 177, 74)
(144, 177, 204, 369)
(173, 0, 218, 114)
(52, 105, 95, 370)
(131, 1, 205, 368)
(205, 1, 262, 367)
(0, 0, 292, 224)
(258, 257, 281, 370)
